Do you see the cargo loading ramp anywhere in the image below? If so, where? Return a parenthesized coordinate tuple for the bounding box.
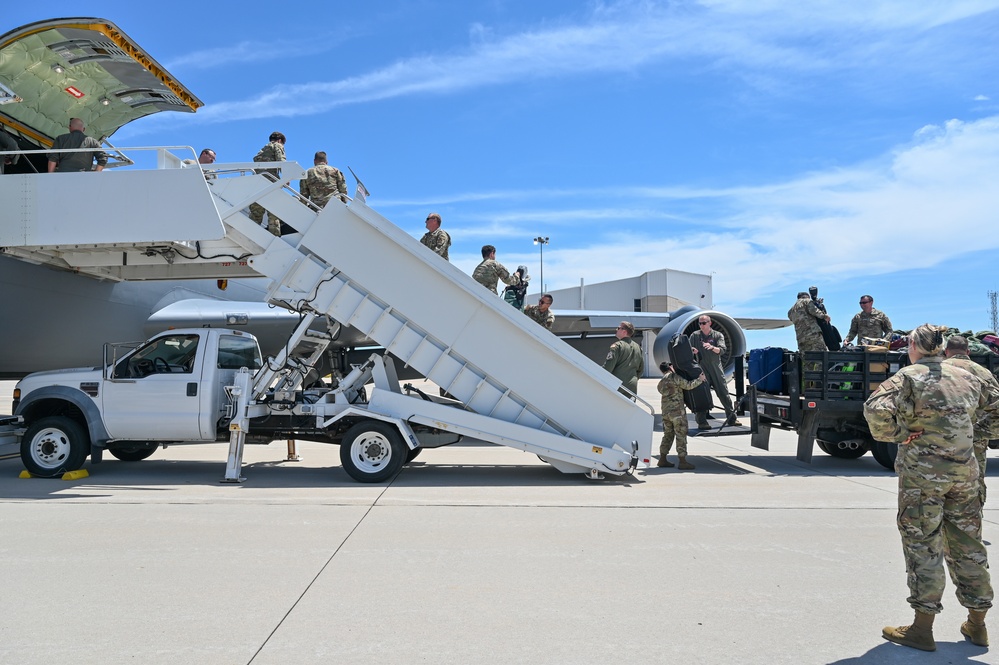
(0, 153, 654, 478)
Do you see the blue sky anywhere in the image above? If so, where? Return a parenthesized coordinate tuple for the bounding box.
(9, 1, 999, 348)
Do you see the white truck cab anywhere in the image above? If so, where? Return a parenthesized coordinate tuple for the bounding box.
(14, 328, 262, 476)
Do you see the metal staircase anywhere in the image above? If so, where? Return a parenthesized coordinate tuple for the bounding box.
(0, 152, 654, 472)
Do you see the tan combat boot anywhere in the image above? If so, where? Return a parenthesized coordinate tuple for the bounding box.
(677, 457, 695, 471)
(657, 456, 675, 468)
(961, 608, 989, 647)
(882, 610, 936, 651)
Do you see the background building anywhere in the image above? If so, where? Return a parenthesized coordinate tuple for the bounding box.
(545, 269, 713, 378)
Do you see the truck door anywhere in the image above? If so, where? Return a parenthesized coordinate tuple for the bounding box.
(102, 333, 209, 441)
(211, 333, 263, 431)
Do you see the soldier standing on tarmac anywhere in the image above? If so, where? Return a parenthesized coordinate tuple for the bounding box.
(944, 335, 999, 506)
(603, 321, 643, 398)
(864, 323, 999, 652)
(657, 361, 705, 471)
(689, 315, 740, 429)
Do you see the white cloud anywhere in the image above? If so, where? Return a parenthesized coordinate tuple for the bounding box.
(424, 114, 999, 306)
(128, 0, 999, 129)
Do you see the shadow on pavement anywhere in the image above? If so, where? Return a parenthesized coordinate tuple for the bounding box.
(827, 639, 989, 664)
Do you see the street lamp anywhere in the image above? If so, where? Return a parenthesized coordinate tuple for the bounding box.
(533, 236, 549, 293)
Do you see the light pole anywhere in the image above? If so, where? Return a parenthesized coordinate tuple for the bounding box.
(533, 236, 549, 293)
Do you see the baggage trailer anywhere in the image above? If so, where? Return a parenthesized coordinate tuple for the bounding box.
(2, 150, 654, 482)
(748, 349, 999, 469)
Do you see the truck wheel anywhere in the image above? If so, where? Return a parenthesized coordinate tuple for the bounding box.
(21, 416, 90, 478)
(871, 441, 898, 471)
(339, 421, 407, 483)
(816, 438, 868, 459)
(108, 443, 159, 462)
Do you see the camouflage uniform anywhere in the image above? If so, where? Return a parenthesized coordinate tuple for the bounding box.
(603, 337, 643, 396)
(522, 304, 554, 330)
(844, 308, 893, 345)
(944, 353, 999, 505)
(49, 130, 107, 172)
(472, 259, 519, 294)
(864, 356, 999, 615)
(689, 328, 735, 423)
(658, 370, 705, 458)
(788, 295, 827, 352)
(420, 227, 451, 261)
(249, 140, 286, 235)
(299, 164, 347, 208)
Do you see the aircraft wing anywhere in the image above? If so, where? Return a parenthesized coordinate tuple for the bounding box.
(0, 17, 201, 146)
(732, 317, 791, 331)
(550, 309, 789, 335)
(551, 310, 671, 335)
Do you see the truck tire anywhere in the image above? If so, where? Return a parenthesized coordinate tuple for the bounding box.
(871, 440, 898, 471)
(21, 416, 90, 478)
(816, 438, 867, 459)
(339, 421, 407, 483)
(108, 443, 159, 462)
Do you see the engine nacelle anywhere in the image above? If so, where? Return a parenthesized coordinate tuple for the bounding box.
(651, 306, 746, 377)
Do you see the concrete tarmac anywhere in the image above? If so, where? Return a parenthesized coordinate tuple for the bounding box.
(1, 379, 997, 664)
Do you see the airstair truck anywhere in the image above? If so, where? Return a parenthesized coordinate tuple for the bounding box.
(2, 152, 654, 482)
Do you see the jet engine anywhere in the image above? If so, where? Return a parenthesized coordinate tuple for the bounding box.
(651, 306, 746, 377)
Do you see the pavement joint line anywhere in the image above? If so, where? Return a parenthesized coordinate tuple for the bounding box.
(246, 474, 398, 664)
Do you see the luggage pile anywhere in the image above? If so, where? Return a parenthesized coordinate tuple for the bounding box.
(866, 329, 999, 355)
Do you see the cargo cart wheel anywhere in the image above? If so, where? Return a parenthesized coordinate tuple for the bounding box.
(816, 438, 867, 459)
(21, 416, 90, 478)
(871, 440, 898, 471)
(340, 421, 406, 482)
(108, 443, 159, 462)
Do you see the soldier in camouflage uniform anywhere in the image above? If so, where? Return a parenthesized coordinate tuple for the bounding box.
(603, 321, 643, 398)
(864, 323, 999, 651)
(419, 213, 451, 261)
(299, 151, 347, 209)
(787, 291, 829, 352)
(472, 245, 520, 294)
(944, 335, 999, 506)
(843, 295, 893, 345)
(657, 362, 705, 470)
(248, 132, 286, 235)
(522, 294, 555, 330)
